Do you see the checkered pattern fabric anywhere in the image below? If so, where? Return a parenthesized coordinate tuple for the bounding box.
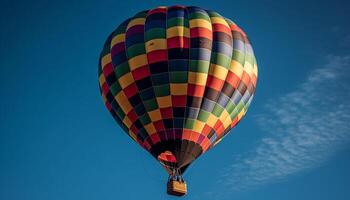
(98, 6, 258, 174)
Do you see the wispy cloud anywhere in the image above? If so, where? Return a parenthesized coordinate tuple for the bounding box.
(219, 55, 350, 191)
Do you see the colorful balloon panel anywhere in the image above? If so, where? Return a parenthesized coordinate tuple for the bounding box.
(98, 6, 258, 174)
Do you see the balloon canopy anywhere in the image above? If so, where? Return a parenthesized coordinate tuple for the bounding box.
(98, 5, 258, 175)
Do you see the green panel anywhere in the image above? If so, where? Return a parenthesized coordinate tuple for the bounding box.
(212, 105, 224, 117)
(170, 72, 188, 83)
(225, 101, 236, 113)
(144, 99, 158, 111)
(197, 110, 210, 122)
(116, 108, 126, 119)
(154, 85, 170, 97)
(189, 60, 210, 73)
(244, 53, 255, 65)
(145, 28, 166, 41)
(210, 52, 231, 68)
(167, 18, 184, 27)
(236, 101, 245, 112)
(208, 12, 222, 18)
(189, 12, 210, 21)
(115, 62, 130, 77)
(232, 50, 245, 65)
(230, 109, 239, 119)
(127, 43, 146, 58)
(139, 113, 151, 124)
(110, 82, 122, 94)
(185, 119, 195, 129)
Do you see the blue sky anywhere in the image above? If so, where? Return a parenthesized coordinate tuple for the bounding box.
(1, 0, 350, 199)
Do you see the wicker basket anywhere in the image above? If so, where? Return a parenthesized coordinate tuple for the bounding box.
(167, 180, 187, 196)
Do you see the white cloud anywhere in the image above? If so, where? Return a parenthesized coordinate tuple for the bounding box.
(219, 55, 350, 191)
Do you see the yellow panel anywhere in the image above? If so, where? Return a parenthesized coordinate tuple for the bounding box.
(144, 123, 156, 135)
(193, 120, 205, 132)
(167, 26, 190, 38)
(115, 92, 132, 113)
(99, 74, 106, 86)
(189, 19, 212, 30)
(111, 33, 125, 46)
(128, 54, 148, 70)
(157, 96, 172, 108)
(101, 94, 107, 103)
(210, 17, 228, 25)
(101, 54, 112, 68)
(127, 18, 145, 30)
(145, 39, 167, 52)
(208, 64, 228, 80)
(123, 116, 132, 128)
(253, 63, 258, 76)
(230, 60, 243, 77)
(149, 109, 162, 122)
(170, 83, 187, 95)
(128, 130, 137, 141)
(206, 114, 218, 127)
(243, 61, 253, 75)
(223, 115, 232, 129)
(237, 109, 245, 121)
(188, 72, 208, 86)
(220, 109, 231, 129)
(119, 72, 134, 89)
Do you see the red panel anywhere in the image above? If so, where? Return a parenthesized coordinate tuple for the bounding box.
(251, 74, 257, 87)
(160, 107, 173, 119)
(212, 23, 231, 35)
(190, 27, 213, 40)
(127, 111, 138, 123)
(188, 84, 205, 97)
(150, 134, 161, 144)
(231, 117, 239, 128)
(201, 137, 210, 151)
(182, 129, 192, 140)
(226, 71, 241, 88)
(167, 36, 189, 49)
(214, 121, 225, 135)
(147, 50, 167, 64)
(132, 65, 150, 80)
(241, 71, 251, 86)
(148, 7, 167, 15)
(102, 83, 109, 94)
(202, 124, 212, 136)
(154, 120, 165, 130)
(124, 83, 138, 98)
(229, 24, 246, 37)
(105, 101, 112, 111)
(190, 131, 200, 143)
(206, 75, 225, 91)
(130, 125, 139, 135)
(103, 63, 113, 76)
(172, 95, 186, 107)
(143, 140, 151, 151)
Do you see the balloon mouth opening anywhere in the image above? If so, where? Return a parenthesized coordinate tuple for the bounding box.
(158, 151, 177, 166)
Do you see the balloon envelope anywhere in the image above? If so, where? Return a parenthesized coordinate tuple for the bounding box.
(98, 5, 258, 174)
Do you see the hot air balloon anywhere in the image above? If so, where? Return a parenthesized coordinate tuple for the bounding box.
(98, 5, 258, 196)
